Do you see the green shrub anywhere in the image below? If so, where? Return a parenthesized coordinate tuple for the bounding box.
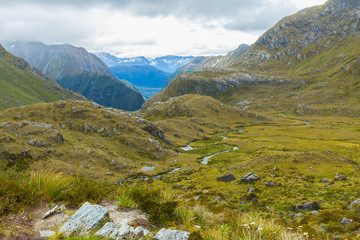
(0, 176, 37, 216)
(64, 176, 107, 205)
(126, 186, 178, 226)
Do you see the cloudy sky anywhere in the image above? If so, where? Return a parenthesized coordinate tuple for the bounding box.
(0, 0, 326, 57)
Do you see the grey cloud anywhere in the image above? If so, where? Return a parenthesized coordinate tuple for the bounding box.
(3, 0, 299, 32)
(224, 1, 300, 31)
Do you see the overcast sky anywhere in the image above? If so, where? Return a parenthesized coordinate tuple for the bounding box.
(0, 0, 327, 57)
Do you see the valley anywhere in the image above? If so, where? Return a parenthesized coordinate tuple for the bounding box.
(1, 0, 360, 239)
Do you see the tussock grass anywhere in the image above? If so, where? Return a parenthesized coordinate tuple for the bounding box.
(174, 205, 196, 228)
(29, 169, 71, 202)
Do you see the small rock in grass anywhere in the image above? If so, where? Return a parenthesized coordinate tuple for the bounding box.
(340, 218, 353, 225)
(322, 179, 329, 183)
(241, 173, 261, 183)
(291, 202, 321, 211)
(265, 181, 276, 187)
(217, 173, 236, 182)
(350, 198, 360, 207)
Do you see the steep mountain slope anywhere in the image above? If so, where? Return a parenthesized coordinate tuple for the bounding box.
(4, 41, 145, 111)
(162, 44, 250, 88)
(4, 41, 110, 80)
(145, 0, 360, 116)
(0, 44, 84, 110)
(57, 72, 145, 111)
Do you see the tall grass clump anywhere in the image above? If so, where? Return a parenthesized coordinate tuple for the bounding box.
(174, 204, 196, 228)
(29, 169, 71, 202)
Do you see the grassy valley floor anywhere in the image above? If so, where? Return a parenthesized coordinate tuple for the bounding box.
(1, 100, 360, 239)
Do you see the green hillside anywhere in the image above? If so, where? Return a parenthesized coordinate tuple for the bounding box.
(0, 44, 84, 110)
(57, 72, 145, 111)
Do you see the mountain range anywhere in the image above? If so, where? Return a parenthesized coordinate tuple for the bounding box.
(95, 52, 193, 98)
(95, 52, 194, 73)
(4, 41, 145, 111)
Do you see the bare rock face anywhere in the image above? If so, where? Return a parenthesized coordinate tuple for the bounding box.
(154, 228, 190, 240)
(59, 202, 108, 237)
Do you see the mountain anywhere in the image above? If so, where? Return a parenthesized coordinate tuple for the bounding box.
(4, 41, 110, 80)
(162, 44, 250, 88)
(57, 72, 145, 111)
(95, 52, 194, 73)
(145, 0, 360, 116)
(0, 44, 85, 110)
(4, 41, 145, 111)
(109, 64, 171, 98)
(95, 53, 149, 67)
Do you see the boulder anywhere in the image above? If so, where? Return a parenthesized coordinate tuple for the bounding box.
(291, 202, 321, 211)
(154, 228, 190, 240)
(59, 202, 108, 237)
(217, 173, 236, 182)
(322, 179, 329, 183)
(241, 173, 261, 183)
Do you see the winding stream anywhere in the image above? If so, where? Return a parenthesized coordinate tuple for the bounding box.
(201, 150, 229, 165)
